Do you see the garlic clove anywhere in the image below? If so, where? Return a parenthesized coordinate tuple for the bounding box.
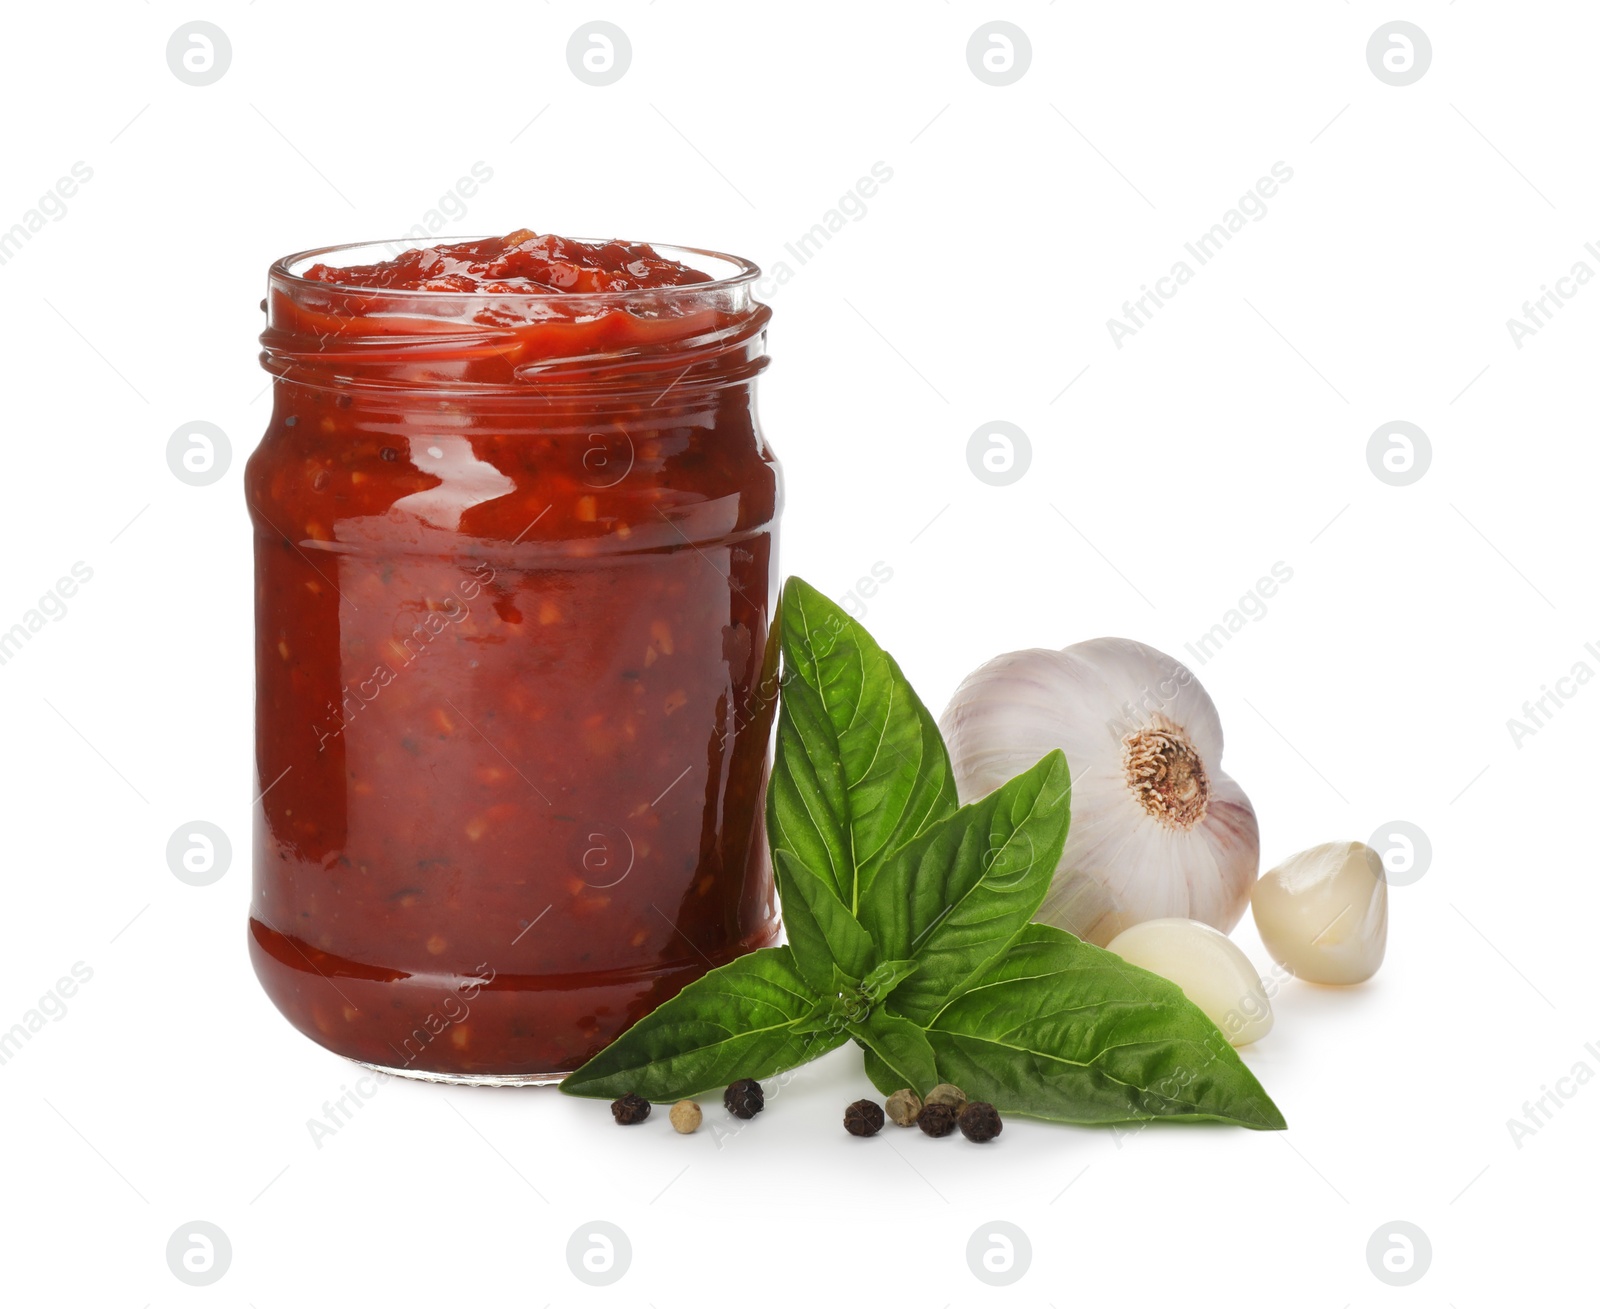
(1251, 841, 1386, 985)
(1105, 917, 1274, 1046)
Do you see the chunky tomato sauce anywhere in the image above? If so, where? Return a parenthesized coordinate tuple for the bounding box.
(247, 231, 780, 1081)
(301, 229, 716, 294)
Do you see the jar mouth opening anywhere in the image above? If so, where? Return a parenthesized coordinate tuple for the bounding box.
(263, 237, 770, 398)
(269, 236, 762, 307)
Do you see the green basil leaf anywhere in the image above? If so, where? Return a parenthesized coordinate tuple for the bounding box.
(860, 958, 918, 1005)
(560, 946, 846, 1101)
(766, 577, 957, 912)
(772, 849, 876, 994)
(923, 925, 1287, 1129)
(849, 1008, 940, 1096)
(861, 750, 1072, 1026)
(860, 1048, 902, 1098)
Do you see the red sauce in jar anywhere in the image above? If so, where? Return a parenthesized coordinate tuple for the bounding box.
(300, 228, 716, 294)
(247, 231, 781, 1082)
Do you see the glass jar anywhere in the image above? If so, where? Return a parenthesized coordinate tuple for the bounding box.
(246, 239, 781, 1084)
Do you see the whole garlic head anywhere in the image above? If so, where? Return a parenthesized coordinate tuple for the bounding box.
(939, 639, 1259, 946)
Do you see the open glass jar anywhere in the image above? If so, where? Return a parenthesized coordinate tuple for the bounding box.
(246, 237, 781, 1084)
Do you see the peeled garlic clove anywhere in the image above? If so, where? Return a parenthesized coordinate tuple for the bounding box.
(1251, 841, 1386, 985)
(1106, 917, 1273, 1046)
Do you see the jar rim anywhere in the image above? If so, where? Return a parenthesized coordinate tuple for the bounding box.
(269, 236, 762, 307)
(262, 236, 770, 397)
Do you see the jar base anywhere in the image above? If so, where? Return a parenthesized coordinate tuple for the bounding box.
(351, 1059, 571, 1088)
(249, 913, 781, 1081)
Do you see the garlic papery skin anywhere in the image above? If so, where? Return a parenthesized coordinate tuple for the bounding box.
(1106, 918, 1273, 1046)
(939, 640, 1259, 946)
(1251, 842, 1387, 985)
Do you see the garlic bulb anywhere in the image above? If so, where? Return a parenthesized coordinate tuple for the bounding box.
(1106, 918, 1273, 1046)
(939, 639, 1259, 946)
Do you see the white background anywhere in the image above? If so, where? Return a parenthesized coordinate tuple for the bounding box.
(0, 1, 1592, 1302)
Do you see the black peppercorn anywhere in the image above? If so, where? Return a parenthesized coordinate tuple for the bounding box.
(843, 1099, 885, 1137)
(610, 1093, 651, 1125)
(724, 1078, 764, 1119)
(917, 1101, 959, 1137)
(958, 1101, 1003, 1143)
(379, 446, 398, 461)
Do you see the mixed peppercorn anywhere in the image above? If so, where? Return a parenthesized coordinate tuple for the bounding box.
(606, 1079, 1003, 1142)
(843, 1099, 885, 1137)
(668, 1100, 702, 1134)
(957, 1100, 1004, 1143)
(723, 1078, 765, 1119)
(609, 1093, 651, 1125)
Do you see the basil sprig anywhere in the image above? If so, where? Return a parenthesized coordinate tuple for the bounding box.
(562, 578, 1285, 1130)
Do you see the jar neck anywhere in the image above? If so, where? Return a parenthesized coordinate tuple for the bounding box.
(266, 374, 760, 433)
(260, 269, 770, 404)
